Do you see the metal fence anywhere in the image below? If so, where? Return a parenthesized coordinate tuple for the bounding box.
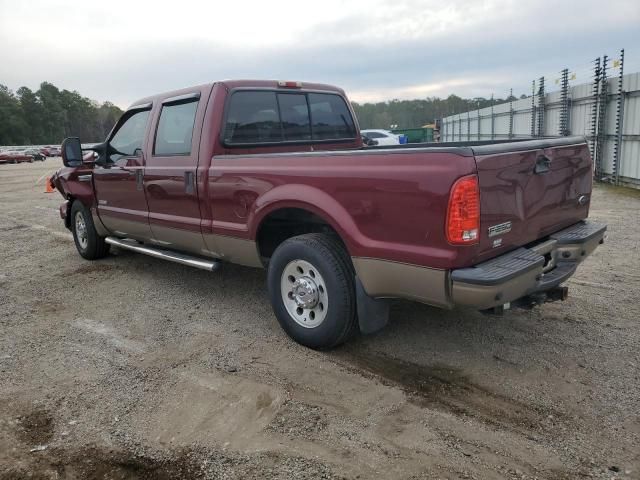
(441, 66, 640, 188)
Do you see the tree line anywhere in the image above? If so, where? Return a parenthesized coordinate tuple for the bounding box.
(0, 82, 123, 146)
(352, 94, 523, 130)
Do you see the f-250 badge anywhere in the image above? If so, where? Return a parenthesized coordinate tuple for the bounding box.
(488, 221, 512, 237)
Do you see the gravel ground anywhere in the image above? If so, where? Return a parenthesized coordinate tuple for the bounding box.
(0, 158, 639, 479)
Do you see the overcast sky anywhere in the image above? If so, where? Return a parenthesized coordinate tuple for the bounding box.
(1, 0, 638, 108)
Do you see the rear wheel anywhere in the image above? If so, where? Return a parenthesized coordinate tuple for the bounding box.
(71, 201, 110, 260)
(267, 233, 357, 349)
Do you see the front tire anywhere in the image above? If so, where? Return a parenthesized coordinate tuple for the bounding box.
(267, 233, 357, 349)
(71, 201, 110, 260)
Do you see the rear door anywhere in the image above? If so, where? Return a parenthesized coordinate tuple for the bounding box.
(93, 105, 153, 240)
(143, 91, 208, 255)
(472, 138, 593, 260)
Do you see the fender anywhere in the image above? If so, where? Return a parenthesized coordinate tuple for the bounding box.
(248, 184, 368, 255)
(52, 166, 105, 232)
(53, 166, 95, 207)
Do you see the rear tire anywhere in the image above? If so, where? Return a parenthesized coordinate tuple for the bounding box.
(71, 200, 110, 260)
(267, 233, 357, 349)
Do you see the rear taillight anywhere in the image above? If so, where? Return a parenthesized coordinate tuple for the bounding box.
(446, 174, 480, 245)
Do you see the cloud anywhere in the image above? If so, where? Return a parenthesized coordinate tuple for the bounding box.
(1, 0, 638, 107)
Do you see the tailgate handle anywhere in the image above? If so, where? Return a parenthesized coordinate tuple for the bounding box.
(534, 155, 551, 174)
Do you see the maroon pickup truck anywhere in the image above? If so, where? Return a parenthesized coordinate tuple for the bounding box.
(52, 80, 606, 349)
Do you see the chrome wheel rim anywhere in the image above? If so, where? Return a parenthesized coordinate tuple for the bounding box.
(75, 211, 88, 250)
(280, 259, 328, 328)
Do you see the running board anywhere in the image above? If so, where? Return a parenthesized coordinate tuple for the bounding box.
(105, 237, 221, 271)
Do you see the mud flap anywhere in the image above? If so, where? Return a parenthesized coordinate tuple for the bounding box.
(356, 276, 389, 335)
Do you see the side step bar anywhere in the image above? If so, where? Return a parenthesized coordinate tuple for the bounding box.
(105, 237, 221, 272)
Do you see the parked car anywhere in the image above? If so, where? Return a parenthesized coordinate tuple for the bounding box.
(361, 134, 378, 146)
(361, 129, 401, 145)
(24, 148, 46, 161)
(41, 146, 61, 157)
(52, 80, 606, 349)
(0, 150, 34, 164)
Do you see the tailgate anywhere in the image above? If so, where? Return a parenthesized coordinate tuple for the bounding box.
(472, 138, 593, 260)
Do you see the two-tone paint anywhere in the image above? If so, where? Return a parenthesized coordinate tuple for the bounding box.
(52, 80, 598, 310)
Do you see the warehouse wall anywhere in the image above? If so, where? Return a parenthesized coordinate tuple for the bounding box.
(441, 72, 640, 187)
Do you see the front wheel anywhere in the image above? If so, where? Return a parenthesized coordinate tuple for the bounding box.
(71, 201, 110, 260)
(267, 233, 357, 349)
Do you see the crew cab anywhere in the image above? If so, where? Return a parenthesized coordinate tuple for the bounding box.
(52, 80, 606, 349)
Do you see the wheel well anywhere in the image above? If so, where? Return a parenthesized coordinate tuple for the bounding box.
(256, 208, 347, 261)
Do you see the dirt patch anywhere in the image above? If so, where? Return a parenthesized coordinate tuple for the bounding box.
(2, 446, 205, 480)
(338, 350, 561, 436)
(15, 408, 54, 446)
(31, 300, 65, 315)
(1, 445, 342, 480)
(66, 263, 119, 275)
(266, 400, 328, 439)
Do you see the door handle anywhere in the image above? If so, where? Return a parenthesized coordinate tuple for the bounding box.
(135, 170, 143, 191)
(534, 155, 551, 174)
(184, 171, 195, 194)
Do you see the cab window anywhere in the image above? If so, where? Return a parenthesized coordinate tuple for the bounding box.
(308, 93, 356, 140)
(223, 91, 282, 144)
(109, 109, 150, 162)
(277, 93, 311, 141)
(154, 100, 199, 156)
(223, 90, 356, 145)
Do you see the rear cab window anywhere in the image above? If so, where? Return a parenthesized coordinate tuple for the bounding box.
(223, 90, 356, 146)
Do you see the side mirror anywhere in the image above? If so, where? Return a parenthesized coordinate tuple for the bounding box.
(61, 137, 83, 167)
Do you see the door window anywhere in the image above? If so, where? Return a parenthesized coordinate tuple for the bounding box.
(109, 109, 150, 162)
(154, 100, 199, 156)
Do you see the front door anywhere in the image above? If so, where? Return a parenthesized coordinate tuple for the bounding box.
(93, 106, 153, 240)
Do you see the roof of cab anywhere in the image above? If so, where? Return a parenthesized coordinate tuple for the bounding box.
(128, 80, 346, 110)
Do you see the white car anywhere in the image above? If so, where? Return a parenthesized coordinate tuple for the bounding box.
(361, 129, 401, 146)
